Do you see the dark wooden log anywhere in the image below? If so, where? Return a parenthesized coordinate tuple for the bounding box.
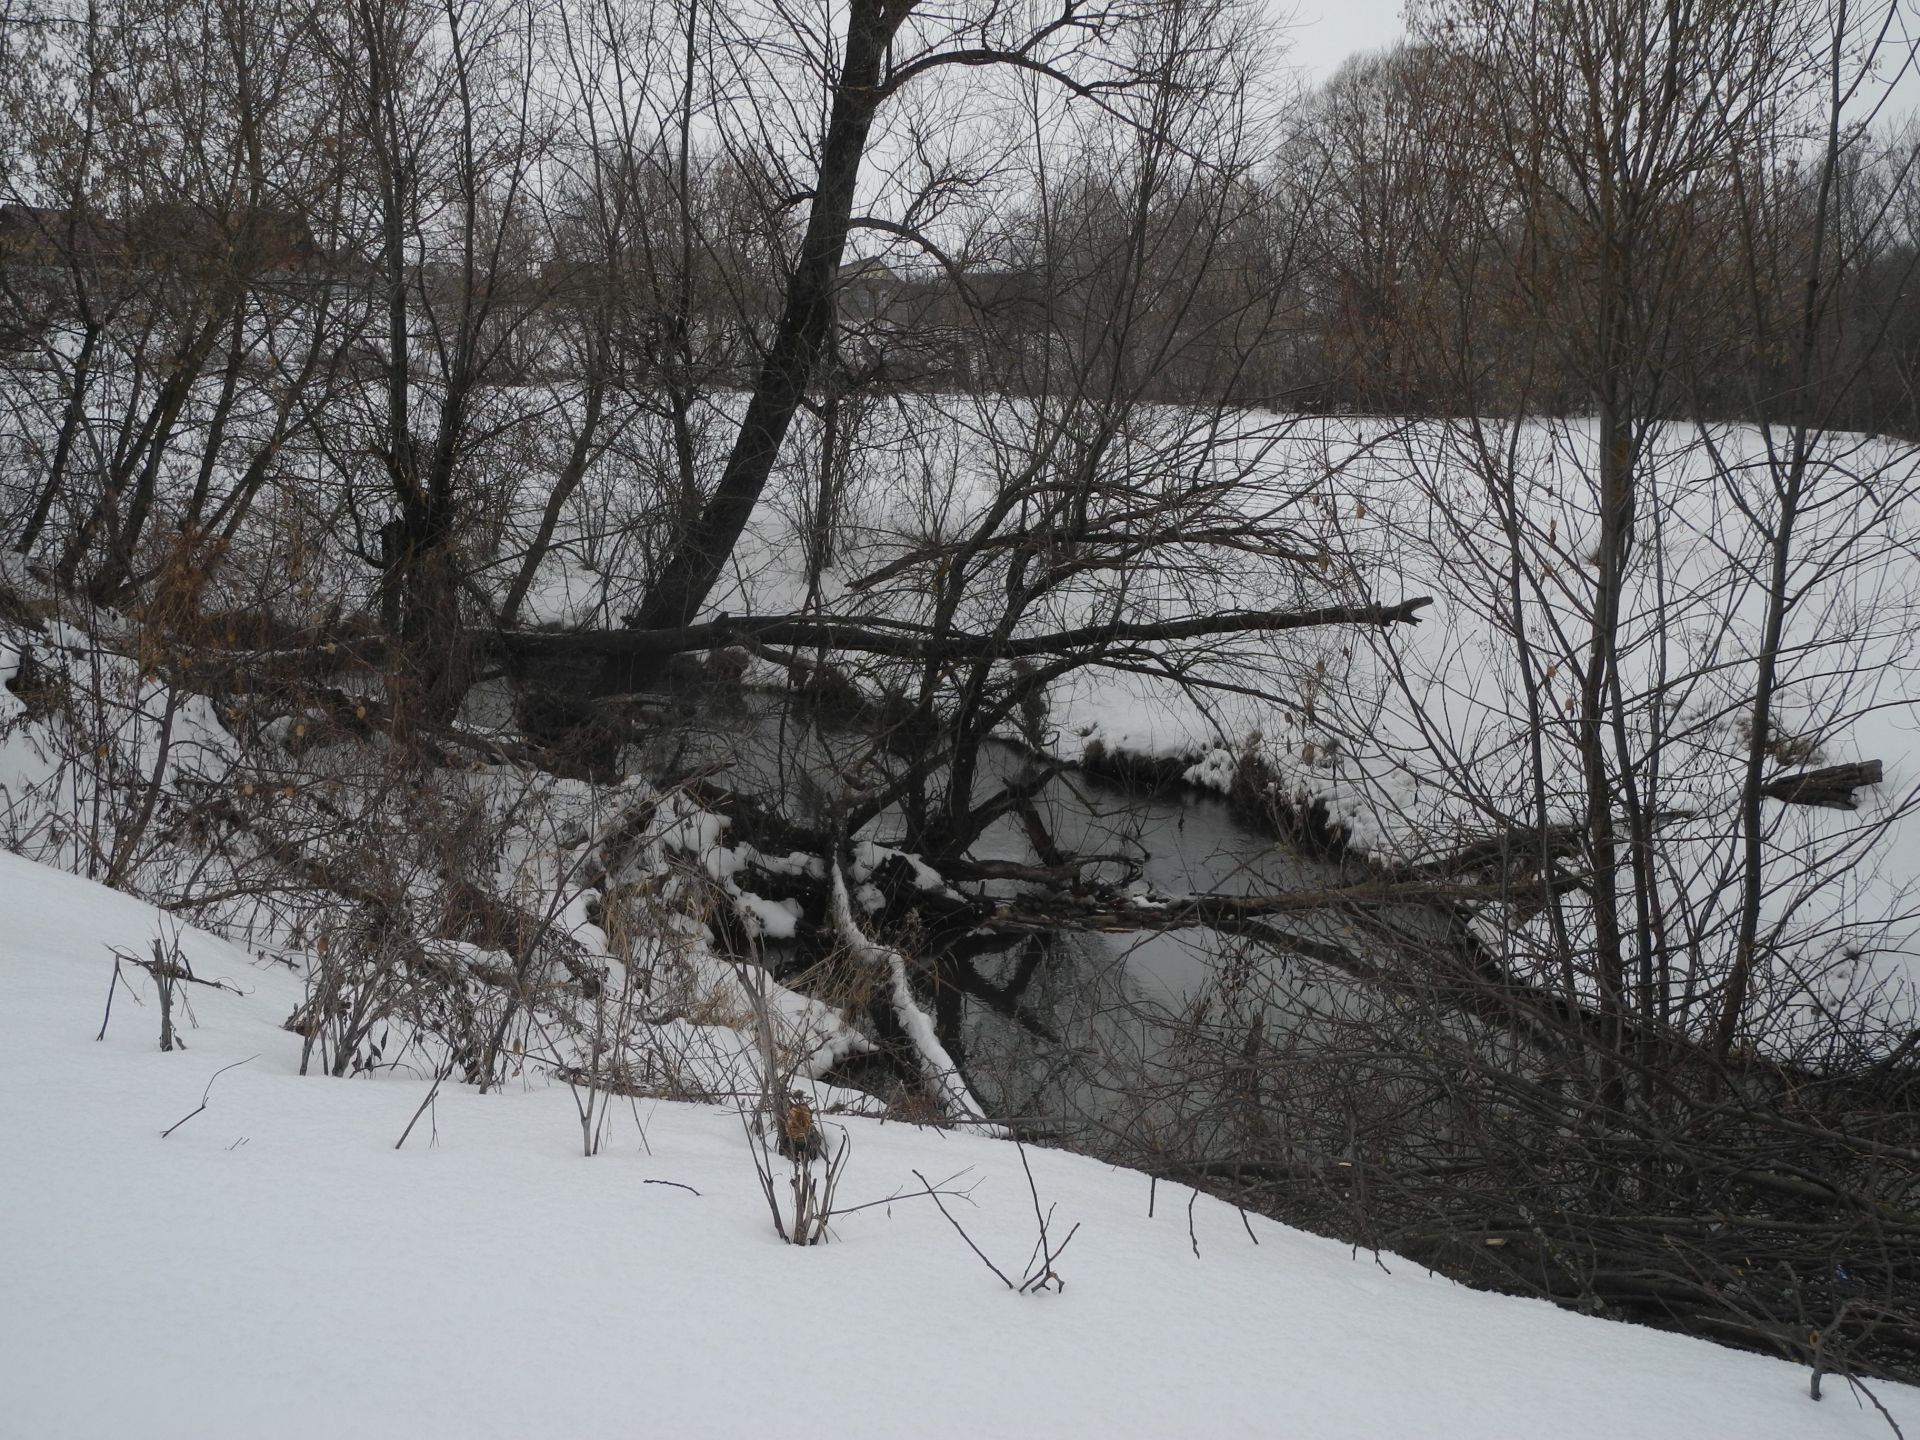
(484, 599, 1434, 673)
(1761, 760, 1883, 810)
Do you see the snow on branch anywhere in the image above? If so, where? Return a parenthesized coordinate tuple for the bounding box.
(829, 864, 1005, 1135)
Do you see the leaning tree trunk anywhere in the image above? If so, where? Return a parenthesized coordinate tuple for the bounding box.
(614, 0, 909, 683)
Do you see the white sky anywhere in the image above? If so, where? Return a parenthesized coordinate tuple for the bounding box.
(1277, 0, 1409, 83)
(1273, 0, 1919, 125)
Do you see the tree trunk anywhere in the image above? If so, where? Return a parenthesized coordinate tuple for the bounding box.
(617, 0, 909, 675)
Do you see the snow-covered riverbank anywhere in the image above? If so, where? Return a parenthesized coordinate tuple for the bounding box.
(4, 846, 1915, 1438)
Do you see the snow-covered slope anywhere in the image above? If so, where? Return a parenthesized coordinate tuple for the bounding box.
(1, 848, 1913, 1438)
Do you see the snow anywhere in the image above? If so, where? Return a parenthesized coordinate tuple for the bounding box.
(829, 863, 999, 1130)
(622, 406, 1920, 1034)
(1295, 419, 1920, 1025)
(3, 847, 1915, 1438)
(852, 838, 952, 894)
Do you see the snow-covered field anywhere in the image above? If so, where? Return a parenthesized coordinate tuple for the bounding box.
(4, 847, 1917, 1438)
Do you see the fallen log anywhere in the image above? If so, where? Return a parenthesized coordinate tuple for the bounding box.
(828, 863, 1001, 1131)
(1762, 760, 1883, 810)
(962, 877, 1538, 934)
(480, 598, 1435, 669)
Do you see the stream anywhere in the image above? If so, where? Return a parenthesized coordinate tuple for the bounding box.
(616, 680, 1408, 1146)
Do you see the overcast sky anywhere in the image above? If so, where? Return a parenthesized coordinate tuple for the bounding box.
(1272, 0, 1919, 122)
(1278, 0, 1408, 83)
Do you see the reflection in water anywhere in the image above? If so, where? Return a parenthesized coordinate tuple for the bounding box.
(607, 681, 1416, 1155)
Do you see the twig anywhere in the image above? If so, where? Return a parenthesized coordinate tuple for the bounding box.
(738, 1102, 788, 1242)
(643, 1178, 702, 1196)
(1845, 1375, 1908, 1440)
(1019, 1222, 1080, 1293)
(1188, 1187, 1201, 1259)
(395, 1064, 450, 1150)
(1013, 1140, 1074, 1292)
(1017, 1141, 1050, 1251)
(827, 1171, 979, 1218)
(96, 951, 134, 1041)
(160, 1054, 256, 1138)
(914, 1167, 1014, 1289)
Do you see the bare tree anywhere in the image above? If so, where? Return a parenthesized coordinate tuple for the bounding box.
(624, 0, 1235, 641)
